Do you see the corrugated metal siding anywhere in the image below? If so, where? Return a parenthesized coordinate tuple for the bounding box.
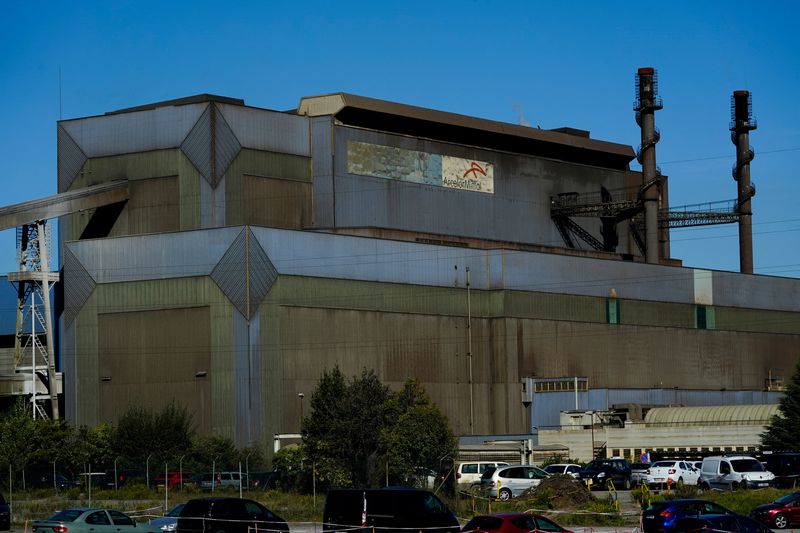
(67, 226, 241, 283)
(218, 103, 310, 156)
(63, 248, 96, 327)
(76, 277, 234, 435)
(243, 176, 312, 228)
(61, 103, 206, 158)
(77, 149, 181, 184)
(210, 228, 249, 318)
(225, 148, 312, 227)
(332, 125, 628, 250)
(124, 176, 180, 234)
(179, 151, 202, 230)
(713, 270, 800, 313)
(61, 319, 76, 420)
(181, 104, 214, 185)
(97, 307, 212, 432)
(644, 404, 779, 425)
(715, 305, 800, 334)
(622, 299, 695, 328)
(311, 116, 334, 227)
(57, 126, 88, 192)
(215, 107, 242, 183)
(62, 149, 184, 240)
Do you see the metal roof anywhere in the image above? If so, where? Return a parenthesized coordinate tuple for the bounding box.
(644, 404, 779, 425)
(298, 93, 635, 170)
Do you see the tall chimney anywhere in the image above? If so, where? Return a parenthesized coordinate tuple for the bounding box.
(635, 67, 663, 264)
(731, 90, 756, 274)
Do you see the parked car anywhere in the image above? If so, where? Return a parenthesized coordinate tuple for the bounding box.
(630, 462, 651, 486)
(456, 462, 510, 487)
(763, 453, 800, 488)
(26, 471, 77, 491)
(149, 503, 185, 533)
(248, 471, 279, 491)
(698, 455, 774, 490)
(481, 465, 550, 501)
(672, 514, 771, 533)
(323, 488, 460, 533)
(578, 458, 632, 490)
(461, 512, 572, 533)
(101, 469, 145, 489)
(750, 491, 800, 529)
(0, 493, 9, 531)
(177, 497, 287, 533)
(199, 472, 246, 491)
(154, 471, 193, 490)
(645, 460, 700, 486)
(543, 464, 582, 479)
(641, 499, 735, 533)
(33, 508, 161, 533)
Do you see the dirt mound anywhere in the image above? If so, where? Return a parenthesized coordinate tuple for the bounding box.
(519, 475, 593, 509)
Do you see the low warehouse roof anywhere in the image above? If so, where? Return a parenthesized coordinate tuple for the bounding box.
(644, 404, 779, 426)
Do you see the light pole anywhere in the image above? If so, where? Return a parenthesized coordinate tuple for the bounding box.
(178, 455, 186, 490)
(585, 411, 596, 460)
(146, 454, 153, 489)
(298, 392, 305, 430)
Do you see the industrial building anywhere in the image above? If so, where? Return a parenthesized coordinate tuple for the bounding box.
(0, 69, 798, 461)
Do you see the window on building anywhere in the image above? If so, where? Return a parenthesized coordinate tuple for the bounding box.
(696, 305, 716, 329)
(607, 298, 620, 324)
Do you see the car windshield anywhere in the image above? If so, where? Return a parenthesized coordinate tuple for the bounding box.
(651, 461, 675, 468)
(49, 510, 84, 522)
(544, 465, 563, 474)
(776, 493, 800, 505)
(731, 459, 765, 472)
(586, 460, 612, 469)
(167, 504, 185, 517)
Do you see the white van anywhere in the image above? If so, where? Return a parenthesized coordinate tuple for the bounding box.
(699, 455, 774, 490)
(456, 461, 509, 487)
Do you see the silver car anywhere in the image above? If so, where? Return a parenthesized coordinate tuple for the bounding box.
(481, 465, 550, 501)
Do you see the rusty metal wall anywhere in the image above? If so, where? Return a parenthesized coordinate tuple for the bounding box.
(331, 125, 627, 250)
(311, 116, 335, 228)
(97, 307, 211, 434)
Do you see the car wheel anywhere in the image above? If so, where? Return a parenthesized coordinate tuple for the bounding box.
(499, 488, 512, 501)
(774, 514, 789, 529)
(623, 478, 631, 490)
(699, 481, 710, 491)
(731, 481, 740, 490)
(677, 477, 684, 486)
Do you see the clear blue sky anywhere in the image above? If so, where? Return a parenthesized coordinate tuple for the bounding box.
(1, 1, 799, 277)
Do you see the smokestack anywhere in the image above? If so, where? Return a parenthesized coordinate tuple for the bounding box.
(731, 90, 756, 274)
(635, 67, 663, 264)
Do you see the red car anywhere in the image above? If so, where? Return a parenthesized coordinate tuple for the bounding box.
(462, 513, 572, 533)
(751, 491, 800, 529)
(154, 470, 192, 489)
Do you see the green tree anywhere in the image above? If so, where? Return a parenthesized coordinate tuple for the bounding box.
(0, 399, 40, 483)
(114, 401, 195, 464)
(303, 366, 389, 487)
(379, 379, 457, 486)
(762, 358, 800, 451)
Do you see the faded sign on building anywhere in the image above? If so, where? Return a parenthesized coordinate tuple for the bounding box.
(347, 141, 494, 194)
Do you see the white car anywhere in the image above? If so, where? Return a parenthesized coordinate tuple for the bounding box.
(645, 460, 700, 486)
(543, 463, 582, 479)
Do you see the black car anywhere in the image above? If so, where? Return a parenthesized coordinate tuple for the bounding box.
(177, 497, 287, 533)
(672, 514, 771, 533)
(641, 499, 735, 533)
(27, 471, 77, 491)
(763, 453, 800, 488)
(0, 493, 9, 531)
(323, 488, 460, 533)
(578, 458, 632, 490)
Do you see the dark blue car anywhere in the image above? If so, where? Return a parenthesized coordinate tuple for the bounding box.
(641, 499, 734, 533)
(672, 514, 771, 533)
